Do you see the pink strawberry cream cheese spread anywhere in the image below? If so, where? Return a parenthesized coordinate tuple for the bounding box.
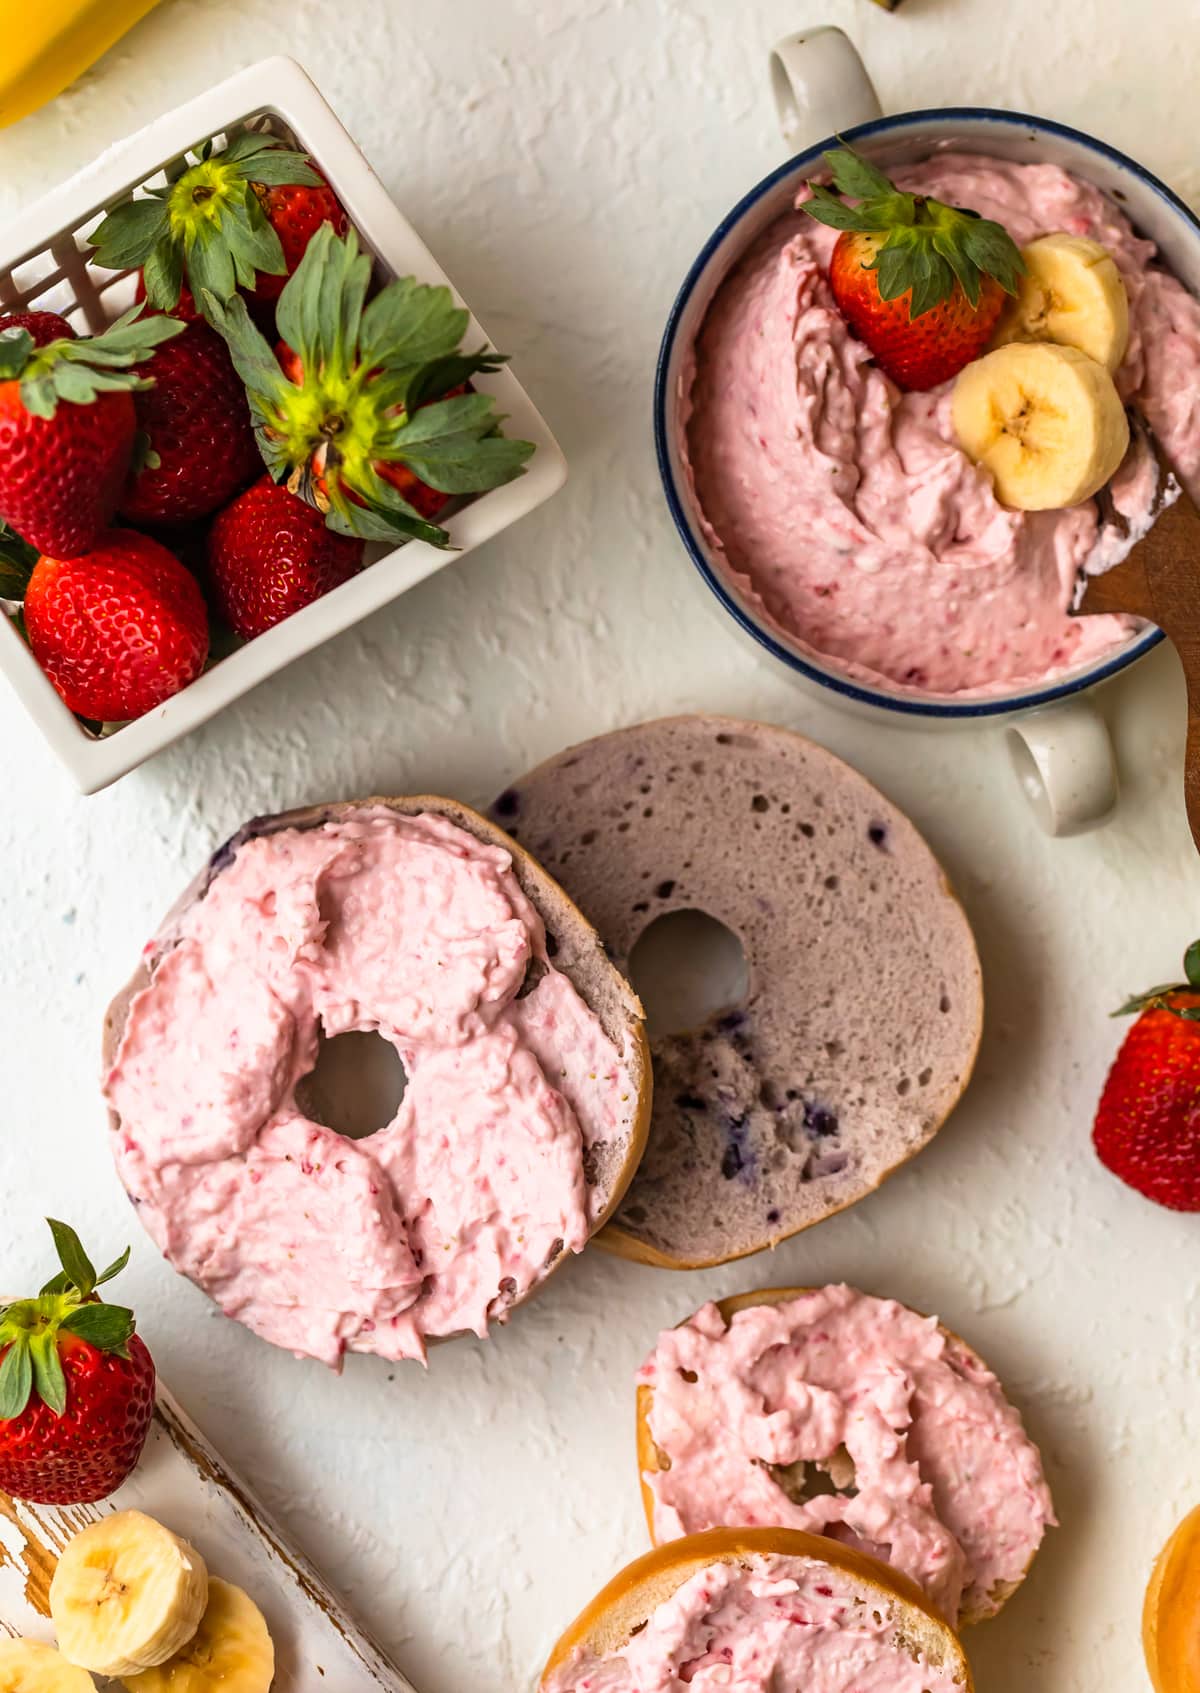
(541, 1554, 964, 1693)
(104, 808, 637, 1366)
(682, 153, 1200, 696)
(639, 1287, 1055, 1625)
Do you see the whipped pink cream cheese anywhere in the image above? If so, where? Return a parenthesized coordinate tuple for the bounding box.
(683, 153, 1200, 696)
(105, 808, 637, 1366)
(639, 1287, 1055, 1624)
(542, 1555, 963, 1693)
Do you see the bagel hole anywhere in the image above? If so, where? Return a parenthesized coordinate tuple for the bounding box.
(296, 1029, 408, 1140)
(628, 909, 749, 1040)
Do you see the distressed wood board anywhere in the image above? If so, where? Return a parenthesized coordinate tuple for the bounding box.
(0, 1389, 416, 1691)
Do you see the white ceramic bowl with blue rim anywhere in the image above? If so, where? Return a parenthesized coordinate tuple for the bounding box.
(654, 27, 1199, 836)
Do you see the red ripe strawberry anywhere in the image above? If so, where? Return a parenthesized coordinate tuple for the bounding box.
(120, 319, 263, 525)
(0, 307, 183, 556)
(91, 131, 341, 324)
(207, 475, 364, 638)
(252, 175, 348, 304)
(804, 146, 1025, 391)
(0, 310, 76, 346)
(1093, 945, 1200, 1211)
(25, 530, 209, 721)
(0, 1220, 155, 1504)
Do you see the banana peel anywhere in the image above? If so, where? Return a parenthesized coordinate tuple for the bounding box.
(0, 0, 164, 129)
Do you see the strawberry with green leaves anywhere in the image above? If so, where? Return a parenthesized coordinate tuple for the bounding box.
(90, 131, 335, 323)
(1093, 942, 1200, 1213)
(0, 1221, 156, 1504)
(203, 224, 535, 547)
(804, 146, 1025, 391)
(0, 309, 184, 557)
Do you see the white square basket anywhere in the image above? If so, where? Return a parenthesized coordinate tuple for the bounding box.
(0, 56, 567, 793)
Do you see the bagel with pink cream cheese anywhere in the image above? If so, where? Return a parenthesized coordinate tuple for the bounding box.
(637, 1285, 1055, 1625)
(102, 799, 650, 1366)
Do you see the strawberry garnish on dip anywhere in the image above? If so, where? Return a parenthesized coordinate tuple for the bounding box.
(0, 1221, 156, 1504)
(89, 131, 335, 323)
(0, 310, 184, 557)
(203, 225, 535, 547)
(803, 145, 1026, 391)
(1093, 942, 1200, 1212)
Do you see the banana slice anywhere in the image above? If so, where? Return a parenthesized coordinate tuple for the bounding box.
(121, 1579, 275, 1693)
(49, 1510, 209, 1678)
(952, 340, 1130, 511)
(0, 1638, 95, 1691)
(992, 232, 1130, 372)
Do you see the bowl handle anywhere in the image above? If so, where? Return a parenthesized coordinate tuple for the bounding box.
(1006, 697, 1119, 836)
(769, 28, 883, 154)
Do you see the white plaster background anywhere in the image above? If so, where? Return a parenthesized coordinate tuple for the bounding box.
(1, 2, 1199, 1690)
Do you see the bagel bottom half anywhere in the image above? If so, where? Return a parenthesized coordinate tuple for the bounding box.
(491, 715, 983, 1270)
(540, 1528, 972, 1692)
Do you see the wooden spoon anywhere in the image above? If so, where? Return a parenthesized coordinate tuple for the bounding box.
(1077, 428, 1200, 850)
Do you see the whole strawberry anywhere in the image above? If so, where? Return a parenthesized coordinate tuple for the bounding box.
(0, 308, 183, 556)
(804, 147, 1025, 391)
(0, 310, 76, 347)
(208, 475, 364, 637)
(24, 530, 209, 721)
(90, 131, 337, 324)
(120, 319, 262, 525)
(1093, 943, 1200, 1211)
(205, 225, 533, 549)
(252, 173, 349, 304)
(0, 1220, 155, 1504)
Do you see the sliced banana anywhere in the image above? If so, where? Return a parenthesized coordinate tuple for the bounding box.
(49, 1510, 209, 1679)
(952, 340, 1130, 511)
(121, 1579, 275, 1693)
(0, 1637, 95, 1692)
(992, 232, 1130, 372)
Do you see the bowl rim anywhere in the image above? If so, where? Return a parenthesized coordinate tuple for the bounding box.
(652, 104, 1190, 720)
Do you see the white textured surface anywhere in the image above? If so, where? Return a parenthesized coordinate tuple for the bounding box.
(1, 3, 1198, 1691)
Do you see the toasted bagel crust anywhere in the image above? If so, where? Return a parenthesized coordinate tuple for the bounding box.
(540, 1527, 971, 1688)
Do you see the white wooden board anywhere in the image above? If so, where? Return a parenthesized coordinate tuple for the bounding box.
(0, 1390, 416, 1691)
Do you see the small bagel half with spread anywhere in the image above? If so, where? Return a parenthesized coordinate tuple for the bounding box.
(636, 1285, 1055, 1626)
(492, 714, 983, 1268)
(539, 1526, 972, 1693)
(103, 798, 651, 1366)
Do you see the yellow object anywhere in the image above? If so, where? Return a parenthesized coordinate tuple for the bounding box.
(122, 1580, 275, 1693)
(0, 0, 164, 130)
(1146, 1503, 1200, 1693)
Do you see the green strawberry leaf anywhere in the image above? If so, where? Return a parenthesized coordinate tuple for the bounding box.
(0, 1335, 32, 1420)
(38, 1271, 70, 1296)
(1183, 940, 1200, 987)
(47, 1219, 96, 1296)
(824, 146, 897, 203)
(96, 1246, 131, 1287)
(401, 349, 509, 412)
(29, 1331, 66, 1417)
(141, 238, 185, 313)
(88, 195, 172, 269)
(60, 1302, 135, 1357)
(0, 327, 34, 379)
(223, 130, 320, 186)
(358, 274, 470, 372)
(399, 433, 535, 494)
